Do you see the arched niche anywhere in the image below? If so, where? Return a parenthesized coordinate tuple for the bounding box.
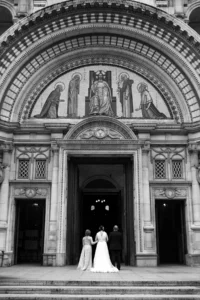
(188, 7, 200, 35)
(0, 5, 13, 35)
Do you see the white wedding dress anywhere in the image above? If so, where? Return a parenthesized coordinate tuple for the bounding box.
(91, 231, 118, 273)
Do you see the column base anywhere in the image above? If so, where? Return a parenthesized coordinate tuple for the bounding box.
(185, 254, 200, 266)
(56, 253, 66, 266)
(136, 254, 157, 267)
(43, 253, 56, 266)
(0, 251, 13, 267)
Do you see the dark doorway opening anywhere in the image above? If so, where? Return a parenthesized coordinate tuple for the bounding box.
(156, 200, 187, 264)
(15, 199, 45, 264)
(82, 192, 121, 240)
(66, 156, 135, 266)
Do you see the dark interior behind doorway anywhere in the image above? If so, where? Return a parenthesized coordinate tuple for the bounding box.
(15, 200, 45, 264)
(156, 200, 187, 264)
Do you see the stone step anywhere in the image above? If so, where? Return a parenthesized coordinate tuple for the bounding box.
(0, 294, 200, 299)
(0, 281, 200, 286)
(0, 286, 200, 295)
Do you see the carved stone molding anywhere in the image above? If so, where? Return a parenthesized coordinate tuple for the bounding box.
(14, 188, 47, 198)
(154, 188, 187, 199)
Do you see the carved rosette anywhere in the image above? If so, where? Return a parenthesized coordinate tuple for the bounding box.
(78, 127, 123, 140)
(154, 188, 187, 199)
(14, 188, 47, 198)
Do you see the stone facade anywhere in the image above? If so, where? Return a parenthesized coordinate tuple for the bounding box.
(1, 0, 200, 267)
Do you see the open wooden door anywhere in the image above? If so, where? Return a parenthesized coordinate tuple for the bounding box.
(66, 159, 81, 264)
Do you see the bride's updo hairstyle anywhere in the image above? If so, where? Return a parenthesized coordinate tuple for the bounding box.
(99, 225, 104, 231)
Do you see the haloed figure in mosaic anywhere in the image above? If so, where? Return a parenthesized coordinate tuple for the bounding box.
(136, 82, 167, 119)
(67, 74, 81, 117)
(118, 73, 134, 118)
(34, 83, 65, 119)
(89, 72, 114, 117)
(77, 229, 97, 271)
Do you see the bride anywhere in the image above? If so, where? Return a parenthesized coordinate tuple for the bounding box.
(91, 225, 118, 273)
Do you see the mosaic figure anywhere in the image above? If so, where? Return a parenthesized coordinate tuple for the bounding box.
(118, 73, 134, 118)
(136, 82, 167, 119)
(89, 72, 114, 117)
(34, 83, 65, 119)
(67, 74, 81, 117)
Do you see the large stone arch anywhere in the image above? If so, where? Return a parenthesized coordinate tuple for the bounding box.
(0, 0, 200, 123)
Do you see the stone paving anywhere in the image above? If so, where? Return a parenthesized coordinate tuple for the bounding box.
(0, 265, 200, 282)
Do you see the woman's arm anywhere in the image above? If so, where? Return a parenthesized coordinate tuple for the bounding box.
(90, 237, 97, 245)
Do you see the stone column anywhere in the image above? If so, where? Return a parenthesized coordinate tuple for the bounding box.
(142, 143, 151, 227)
(0, 144, 12, 266)
(189, 146, 200, 225)
(56, 148, 67, 266)
(0, 144, 12, 228)
(46, 143, 59, 265)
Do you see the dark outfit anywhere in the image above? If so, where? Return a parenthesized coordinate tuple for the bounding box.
(109, 231, 122, 270)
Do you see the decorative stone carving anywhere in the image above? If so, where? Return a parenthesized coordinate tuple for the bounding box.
(14, 188, 47, 198)
(196, 167, 200, 184)
(79, 127, 123, 140)
(151, 147, 186, 163)
(0, 164, 5, 184)
(154, 188, 187, 199)
(64, 116, 137, 140)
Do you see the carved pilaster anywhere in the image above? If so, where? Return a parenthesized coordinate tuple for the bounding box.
(142, 141, 151, 228)
(188, 143, 200, 225)
(48, 142, 60, 257)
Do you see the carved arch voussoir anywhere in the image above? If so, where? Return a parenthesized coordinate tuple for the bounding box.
(64, 116, 137, 140)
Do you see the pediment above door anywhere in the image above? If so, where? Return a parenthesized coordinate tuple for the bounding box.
(64, 116, 137, 140)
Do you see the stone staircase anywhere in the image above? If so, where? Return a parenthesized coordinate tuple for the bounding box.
(0, 280, 200, 299)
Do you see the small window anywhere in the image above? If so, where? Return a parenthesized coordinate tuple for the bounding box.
(35, 159, 47, 179)
(155, 160, 166, 179)
(18, 159, 30, 179)
(172, 160, 183, 179)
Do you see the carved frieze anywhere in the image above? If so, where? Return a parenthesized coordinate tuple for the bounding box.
(14, 188, 47, 198)
(154, 188, 187, 199)
(79, 127, 123, 140)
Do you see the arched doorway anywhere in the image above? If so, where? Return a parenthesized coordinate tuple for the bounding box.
(66, 156, 135, 266)
(82, 177, 121, 238)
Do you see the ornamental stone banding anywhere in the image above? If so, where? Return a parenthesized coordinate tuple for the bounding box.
(0, 1, 200, 123)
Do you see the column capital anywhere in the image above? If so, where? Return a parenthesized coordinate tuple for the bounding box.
(0, 142, 13, 152)
(51, 142, 59, 153)
(142, 141, 151, 153)
(188, 143, 198, 153)
(0, 164, 5, 184)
